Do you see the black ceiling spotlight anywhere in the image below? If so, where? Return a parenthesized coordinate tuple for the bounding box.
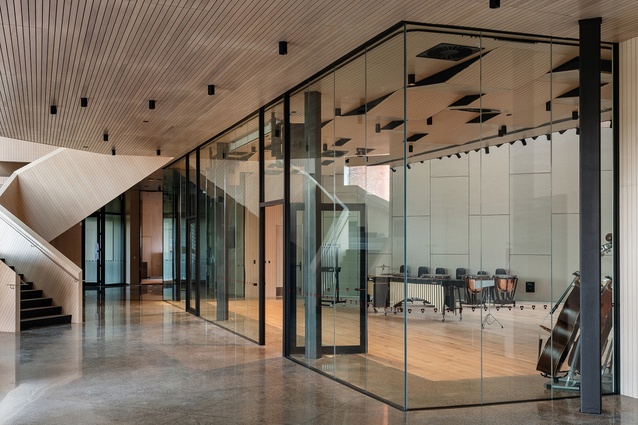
(334, 108, 341, 116)
(408, 144, 414, 153)
(345, 158, 350, 164)
(50, 105, 57, 115)
(447, 155, 451, 158)
(111, 148, 116, 156)
(407, 164, 411, 169)
(498, 125, 507, 137)
(521, 139, 527, 146)
(545, 101, 551, 112)
(576, 127, 581, 135)
(455, 153, 461, 158)
(485, 146, 490, 154)
(81, 97, 88, 107)
(103, 133, 109, 142)
(407, 73, 416, 87)
(279, 41, 288, 55)
(156, 149, 161, 156)
(489, 0, 500, 8)
(208, 85, 215, 95)
(464, 151, 469, 155)
(322, 143, 328, 152)
(546, 133, 552, 140)
(390, 167, 396, 172)
(427, 117, 433, 125)
(149, 100, 156, 109)
(375, 123, 381, 133)
(572, 110, 579, 120)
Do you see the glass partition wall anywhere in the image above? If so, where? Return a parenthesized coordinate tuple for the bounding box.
(163, 22, 616, 409)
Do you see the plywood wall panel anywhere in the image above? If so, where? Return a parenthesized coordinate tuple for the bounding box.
(0, 261, 19, 333)
(619, 36, 638, 399)
(0, 205, 82, 324)
(0, 148, 171, 241)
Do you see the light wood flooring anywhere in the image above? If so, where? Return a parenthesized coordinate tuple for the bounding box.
(201, 297, 556, 382)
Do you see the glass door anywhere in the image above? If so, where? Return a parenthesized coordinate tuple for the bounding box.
(287, 203, 367, 359)
(186, 218, 199, 315)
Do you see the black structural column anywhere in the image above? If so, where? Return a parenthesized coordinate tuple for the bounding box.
(304, 91, 323, 359)
(579, 17, 602, 415)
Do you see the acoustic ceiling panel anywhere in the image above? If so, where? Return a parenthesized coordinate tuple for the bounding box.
(0, 0, 635, 160)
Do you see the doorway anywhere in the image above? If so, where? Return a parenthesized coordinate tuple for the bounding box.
(263, 203, 284, 349)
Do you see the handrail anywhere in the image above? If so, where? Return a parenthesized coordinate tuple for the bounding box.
(0, 210, 79, 282)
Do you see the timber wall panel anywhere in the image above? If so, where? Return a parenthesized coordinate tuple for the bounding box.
(0, 148, 171, 241)
(620, 36, 638, 399)
(0, 261, 19, 333)
(0, 206, 82, 324)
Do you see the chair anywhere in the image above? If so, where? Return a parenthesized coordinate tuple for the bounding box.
(417, 266, 429, 277)
(399, 265, 411, 276)
(455, 268, 466, 279)
(435, 267, 446, 275)
(455, 268, 467, 302)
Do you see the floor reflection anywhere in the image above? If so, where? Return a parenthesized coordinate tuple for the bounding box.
(0, 285, 635, 424)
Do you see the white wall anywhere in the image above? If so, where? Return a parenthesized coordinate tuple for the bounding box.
(392, 128, 614, 302)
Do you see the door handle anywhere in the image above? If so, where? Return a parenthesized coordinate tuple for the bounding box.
(295, 262, 302, 270)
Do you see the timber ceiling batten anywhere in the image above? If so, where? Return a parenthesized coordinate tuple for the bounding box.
(0, 1, 634, 157)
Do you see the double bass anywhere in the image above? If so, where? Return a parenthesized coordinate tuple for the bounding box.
(536, 273, 581, 376)
(536, 233, 614, 377)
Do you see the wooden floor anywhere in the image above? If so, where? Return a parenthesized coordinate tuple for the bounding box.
(202, 297, 555, 382)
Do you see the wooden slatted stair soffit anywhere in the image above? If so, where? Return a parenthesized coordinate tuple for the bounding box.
(1, 258, 72, 330)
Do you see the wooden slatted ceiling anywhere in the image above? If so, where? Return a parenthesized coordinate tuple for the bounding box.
(0, 0, 636, 160)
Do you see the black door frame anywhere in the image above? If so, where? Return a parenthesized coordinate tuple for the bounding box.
(286, 201, 367, 356)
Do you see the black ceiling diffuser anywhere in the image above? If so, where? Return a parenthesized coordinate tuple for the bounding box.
(417, 43, 482, 61)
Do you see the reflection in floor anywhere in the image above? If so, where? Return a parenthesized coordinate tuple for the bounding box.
(0, 286, 633, 424)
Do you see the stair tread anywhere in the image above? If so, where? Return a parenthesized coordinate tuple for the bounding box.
(21, 306, 61, 312)
(20, 314, 71, 322)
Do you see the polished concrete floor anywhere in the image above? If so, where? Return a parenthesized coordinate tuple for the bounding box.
(1, 286, 637, 425)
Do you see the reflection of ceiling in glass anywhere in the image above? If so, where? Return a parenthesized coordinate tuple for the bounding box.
(303, 28, 614, 168)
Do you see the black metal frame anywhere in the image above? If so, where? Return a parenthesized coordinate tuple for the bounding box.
(156, 18, 621, 411)
(81, 195, 126, 288)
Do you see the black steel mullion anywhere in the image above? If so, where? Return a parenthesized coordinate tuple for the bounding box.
(258, 108, 266, 345)
(283, 93, 292, 356)
(579, 17, 602, 415)
(99, 207, 106, 287)
(612, 42, 621, 396)
(195, 148, 201, 316)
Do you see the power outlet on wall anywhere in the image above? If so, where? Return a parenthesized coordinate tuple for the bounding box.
(526, 281, 535, 293)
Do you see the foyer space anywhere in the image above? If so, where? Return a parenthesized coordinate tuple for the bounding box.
(0, 288, 637, 424)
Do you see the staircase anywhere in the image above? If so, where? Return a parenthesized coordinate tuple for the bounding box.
(2, 259, 72, 330)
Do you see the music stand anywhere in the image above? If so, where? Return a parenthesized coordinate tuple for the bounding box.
(475, 278, 503, 328)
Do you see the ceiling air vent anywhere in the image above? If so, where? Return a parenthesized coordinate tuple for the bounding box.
(417, 43, 482, 61)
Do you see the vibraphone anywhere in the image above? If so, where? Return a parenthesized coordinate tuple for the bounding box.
(372, 275, 463, 321)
